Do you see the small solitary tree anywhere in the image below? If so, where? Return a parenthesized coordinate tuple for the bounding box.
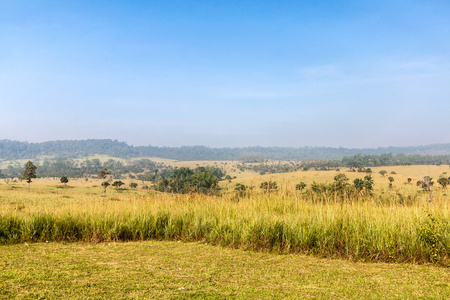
(22, 161, 37, 192)
(112, 180, 125, 188)
(354, 175, 374, 192)
(437, 177, 448, 188)
(60, 176, 69, 186)
(422, 176, 434, 202)
(234, 183, 248, 198)
(99, 168, 111, 198)
(379, 170, 387, 177)
(422, 176, 434, 191)
(129, 182, 138, 189)
(101, 182, 110, 196)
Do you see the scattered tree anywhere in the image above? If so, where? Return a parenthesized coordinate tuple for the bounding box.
(422, 176, 434, 191)
(101, 182, 110, 195)
(22, 161, 37, 192)
(60, 176, 69, 185)
(422, 176, 434, 202)
(379, 170, 387, 177)
(437, 177, 449, 188)
(388, 176, 394, 189)
(260, 181, 278, 191)
(234, 183, 248, 198)
(353, 175, 374, 192)
(112, 180, 125, 188)
(334, 174, 349, 190)
(99, 168, 111, 198)
(235, 183, 247, 191)
(129, 182, 138, 188)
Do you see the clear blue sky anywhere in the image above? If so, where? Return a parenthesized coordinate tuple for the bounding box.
(1, 0, 450, 148)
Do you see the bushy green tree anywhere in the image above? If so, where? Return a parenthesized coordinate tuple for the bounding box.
(60, 176, 69, 185)
(437, 177, 448, 188)
(353, 175, 374, 192)
(191, 170, 218, 193)
(22, 161, 37, 192)
(334, 174, 349, 189)
(112, 180, 125, 188)
(155, 167, 220, 195)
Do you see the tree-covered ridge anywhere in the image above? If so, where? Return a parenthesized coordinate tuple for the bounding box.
(2, 139, 450, 161)
(342, 153, 450, 167)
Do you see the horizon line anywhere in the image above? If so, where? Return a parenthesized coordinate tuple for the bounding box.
(2, 138, 450, 151)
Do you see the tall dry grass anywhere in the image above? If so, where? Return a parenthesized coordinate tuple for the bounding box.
(0, 180, 449, 265)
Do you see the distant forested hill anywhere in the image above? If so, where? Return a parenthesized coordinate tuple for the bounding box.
(1, 139, 450, 161)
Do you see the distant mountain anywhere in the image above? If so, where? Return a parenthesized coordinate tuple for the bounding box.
(1, 139, 450, 161)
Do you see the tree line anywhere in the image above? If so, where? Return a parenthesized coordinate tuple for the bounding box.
(342, 153, 450, 167)
(3, 139, 450, 161)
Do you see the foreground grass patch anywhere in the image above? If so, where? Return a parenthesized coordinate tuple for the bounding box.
(0, 241, 449, 299)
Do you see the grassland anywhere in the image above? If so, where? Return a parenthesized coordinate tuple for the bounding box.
(1, 241, 449, 299)
(1, 165, 449, 266)
(226, 165, 450, 191)
(1, 165, 449, 298)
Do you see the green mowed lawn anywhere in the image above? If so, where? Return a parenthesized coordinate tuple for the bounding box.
(0, 241, 448, 299)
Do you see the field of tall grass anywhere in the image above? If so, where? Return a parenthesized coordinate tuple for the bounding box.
(1, 167, 449, 266)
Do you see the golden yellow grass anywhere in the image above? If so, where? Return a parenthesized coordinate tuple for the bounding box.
(1, 165, 449, 265)
(168, 160, 258, 178)
(225, 165, 450, 191)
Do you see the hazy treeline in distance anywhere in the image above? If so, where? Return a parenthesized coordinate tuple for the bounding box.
(3, 139, 450, 161)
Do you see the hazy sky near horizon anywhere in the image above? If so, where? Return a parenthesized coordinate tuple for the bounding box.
(1, 0, 450, 148)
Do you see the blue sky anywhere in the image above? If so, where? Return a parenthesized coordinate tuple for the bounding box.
(1, 0, 450, 148)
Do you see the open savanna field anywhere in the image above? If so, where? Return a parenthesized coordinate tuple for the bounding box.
(1, 164, 449, 298)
